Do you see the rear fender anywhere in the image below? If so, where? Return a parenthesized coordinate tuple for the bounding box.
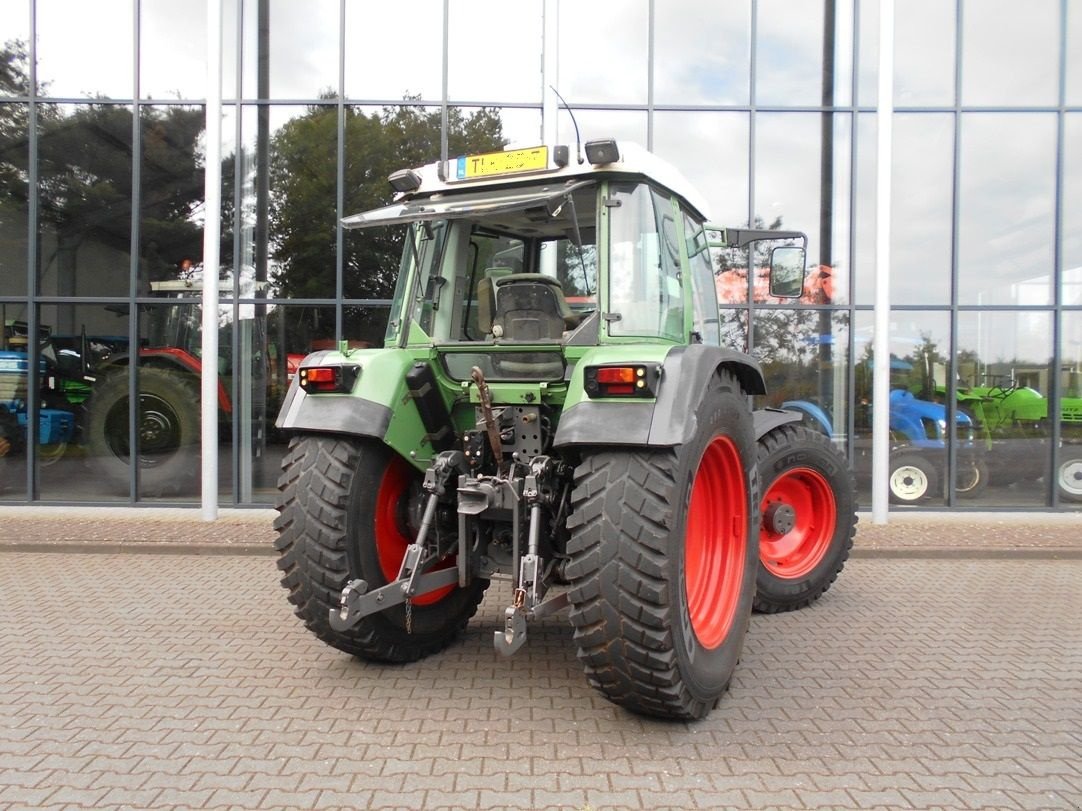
(275, 348, 438, 469)
(553, 344, 765, 449)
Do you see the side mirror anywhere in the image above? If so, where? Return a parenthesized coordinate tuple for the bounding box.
(768, 246, 806, 298)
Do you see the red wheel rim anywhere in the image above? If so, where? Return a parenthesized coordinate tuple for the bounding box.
(759, 467, 836, 579)
(684, 436, 747, 650)
(373, 456, 454, 606)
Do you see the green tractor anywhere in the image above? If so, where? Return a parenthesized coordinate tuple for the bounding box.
(273, 140, 857, 719)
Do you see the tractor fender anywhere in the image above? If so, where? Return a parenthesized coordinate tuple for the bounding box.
(752, 407, 805, 441)
(275, 350, 393, 440)
(98, 350, 232, 413)
(553, 344, 766, 449)
(780, 399, 833, 436)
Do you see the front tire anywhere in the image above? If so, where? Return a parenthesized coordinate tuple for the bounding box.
(564, 371, 758, 720)
(888, 453, 938, 504)
(274, 435, 487, 663)
(754, 424, 856, 613)
(1056, 446, 1082, 503)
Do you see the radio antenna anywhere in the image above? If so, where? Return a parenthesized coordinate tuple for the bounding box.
(549, 86, 583, 165)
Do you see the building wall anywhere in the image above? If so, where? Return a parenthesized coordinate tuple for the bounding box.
(0, 0, 1080, 509)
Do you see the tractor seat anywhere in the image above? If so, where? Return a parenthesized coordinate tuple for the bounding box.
(491, 273, 579, 341)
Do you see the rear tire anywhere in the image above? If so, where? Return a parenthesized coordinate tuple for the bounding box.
(888, 453, 938, 504)
(274, 435, 487, 663)
(85, 367, 200, 496)
(754, 424, 856, 613)
(564, 371, 758, 720)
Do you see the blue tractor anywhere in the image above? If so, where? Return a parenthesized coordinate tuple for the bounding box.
(783, 388, 987, 504)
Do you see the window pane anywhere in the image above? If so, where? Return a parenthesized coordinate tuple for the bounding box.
(961, 0, 1058, 106)
(139, 105, 208, 295)
(1069, 3, 1082, 105)
(0, 16, 30, 97)
(555, 109, 646, 151)
(36, 303, 132, 502)
(1061, 314, 1082, 498)
(37, 104, 133, 297)
(261, 105, 339, 299)
(0, 102, 29, 295)
(895, 0, 955, 106)
(958, 310, 1053, 507)
(244, 0, 339, 100)
(654, 1, 750, 105)
(0, 304, 31, 500)
(345, 1, 443, 101)
(856, 0, 879, 106)
(448, 0, 542, 103)
(654, 112, 748, 227)
(140, 0, 207, 100)
(852, 112, 876, 304)
(1065, 114, 1082, 305)
(958, 114, 1056, 306)
(755, 0, 826, 105)
(755, 111, 851, 296)
(891, 113, 953, 305)
(558, 0, 648, 104)
(37, 0, 133, 99)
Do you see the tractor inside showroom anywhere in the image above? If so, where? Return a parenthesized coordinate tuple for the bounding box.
(273, 140, 857, 720)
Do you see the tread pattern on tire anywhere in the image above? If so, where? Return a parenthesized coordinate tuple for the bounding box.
(273, 435, 482, 663)
(753, 422, 856, 614)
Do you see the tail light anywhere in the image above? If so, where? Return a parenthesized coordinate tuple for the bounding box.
(299, 364, 360, 394)
(584, 363, 659, 398)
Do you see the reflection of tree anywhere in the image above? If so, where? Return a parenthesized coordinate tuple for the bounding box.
(1, 41, 222, 295)
(268, 102, 505, 302)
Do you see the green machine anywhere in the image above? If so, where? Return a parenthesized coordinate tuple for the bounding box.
(273, 140, 856, 719)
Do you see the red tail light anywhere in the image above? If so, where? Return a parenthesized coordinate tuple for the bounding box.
(584, 363, 659, 398)
(299, 364, 360, 393)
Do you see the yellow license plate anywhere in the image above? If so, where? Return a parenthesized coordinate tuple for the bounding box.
(456, 146, 549, 179)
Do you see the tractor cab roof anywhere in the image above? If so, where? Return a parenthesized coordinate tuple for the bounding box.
(342, 139, 711, 230)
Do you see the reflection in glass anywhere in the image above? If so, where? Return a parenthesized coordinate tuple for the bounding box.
(448, 0, 542, 103)
(241, 0, 338, 100)
(0, 16, 30, 97)
(755, 112, 852, 299)
(345, 1, 443, 101)
(849, 113, 876, 306)
(958, 114, 1056, 306)
(1069, 5, 1082, 105)
(139, 105, 209, 295)
(719, 308, 749, 353)
(1061, 312, 1082, 508)
(653, 112, 748, 227)
(35, 304, 131, 502)
(1065, 115, 1082, 305)
(0, 303, 31, 500)
(891, 114, 953, 305)
(140, 0, 208, 100)
(756, 0, 826, 105)
(958, 310, 1053, 507)
(554, 109, 646, 153)
(961, 0, 1058, 106)
(339, 104, 507, 301)
(36, 0, 134, 99)
(654, 0, 750, 105)
(37, 104, 134, 298)
(558, 0, 648, 104)
(894, 0, 955, 106)
(0, 101, 29, 296)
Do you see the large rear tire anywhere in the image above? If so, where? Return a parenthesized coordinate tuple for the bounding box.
(274, 435, 487, 663)
(564, 371, 758, 720)
(754, 423, 856, 613)
(85, 367, 200, 496)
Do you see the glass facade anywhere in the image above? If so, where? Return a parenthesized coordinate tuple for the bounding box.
(0, 0, 1079, 511)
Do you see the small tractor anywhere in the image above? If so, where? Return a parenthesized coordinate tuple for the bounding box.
(273, 140, 857, 720)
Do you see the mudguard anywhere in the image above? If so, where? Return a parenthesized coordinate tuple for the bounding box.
(553, 344, 766, 449)
(275, 349, 395, 439)
(753, 407, 804, 440)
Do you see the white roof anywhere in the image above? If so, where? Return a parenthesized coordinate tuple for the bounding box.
(389, 141, 712, 221)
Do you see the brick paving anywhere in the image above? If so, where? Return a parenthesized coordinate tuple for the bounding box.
(1, 535, 1081, 809)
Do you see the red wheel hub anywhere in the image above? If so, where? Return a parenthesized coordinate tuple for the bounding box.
(759, 467, 836, 579)
(684, 436, 747, 650)
(373, 456, 454, 606)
